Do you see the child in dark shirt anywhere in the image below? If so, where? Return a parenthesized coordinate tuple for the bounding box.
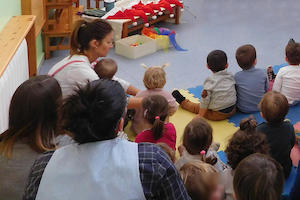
(257, 91, 296, 178)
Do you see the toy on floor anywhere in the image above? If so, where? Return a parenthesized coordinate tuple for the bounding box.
(142, 27, 187, 51)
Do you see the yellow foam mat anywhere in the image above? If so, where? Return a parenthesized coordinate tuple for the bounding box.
(124, 89, 239, 152)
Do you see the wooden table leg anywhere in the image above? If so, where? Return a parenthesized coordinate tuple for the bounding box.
(87, 0, 91, 9)
(122, 22, 129, 38)
(175, 5, 180, 24)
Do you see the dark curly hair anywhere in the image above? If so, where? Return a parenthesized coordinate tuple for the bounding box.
(225, 118, 270, 170)
(60, 79, 127, 144)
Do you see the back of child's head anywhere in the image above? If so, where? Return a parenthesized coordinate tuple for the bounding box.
(207, 50, 228, 72)
(143, 95, 169, 140)
(259, 91, 289, 124)
(285, 39, 300, 65)
(235, 44, 256, 70)
(94, 58, 118, 79)
(157, 142, 176, 162)
(143, 65, 167, 89)
(183, 118, 217, 165)
(233, 153, 285, 200)
(180, 161, 221, 200)
(225, 118, 270, 170)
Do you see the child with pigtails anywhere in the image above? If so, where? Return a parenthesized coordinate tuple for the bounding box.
(135, 95, 177, 151)
(131, 64, 178, 134)
(175, 117, 229, 172)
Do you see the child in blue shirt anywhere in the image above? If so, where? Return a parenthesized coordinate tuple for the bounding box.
(234, 44, 268, 113)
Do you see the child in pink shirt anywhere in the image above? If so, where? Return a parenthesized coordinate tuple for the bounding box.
(135, 95, 177, 150)
(131, 65, 178, 134)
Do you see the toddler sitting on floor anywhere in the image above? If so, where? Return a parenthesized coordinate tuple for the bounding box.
(131, 64, 177, 134)
(172, 50, 236, 121)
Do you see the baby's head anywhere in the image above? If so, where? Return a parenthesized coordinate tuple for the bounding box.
(285, 39, 300, 65)
(143, 65, 167, 89)
(180, 161, 224, 200)
(259, 91, 289, 124)
(235, 44, 257, 70)
(207, 50, 228, 72)
(183, 118, 217, 165)
(225, 118, 270, 170)
(233, 153, 285, 200)
(94, 58, 118, 79)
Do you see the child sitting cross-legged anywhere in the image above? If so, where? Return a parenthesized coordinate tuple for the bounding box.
(234, 44, 268, 113)
(179, 161, 224, 200)
(131, 64, 178, 134)
(135, 95, 176, 150)
(172, 50, 236, 121)
(175, 117, 229, 172)
(257, 91, 296, 178)
(273, 39, 300, 105)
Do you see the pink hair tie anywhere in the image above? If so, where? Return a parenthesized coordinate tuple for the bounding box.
(200, 150, 206, 155)
(155, 116, 160, 120)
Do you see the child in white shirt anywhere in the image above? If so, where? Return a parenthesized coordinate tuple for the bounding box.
(273, 39, 300, 105)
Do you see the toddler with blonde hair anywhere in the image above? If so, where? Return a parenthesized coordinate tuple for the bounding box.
(131, 64, 178, 134)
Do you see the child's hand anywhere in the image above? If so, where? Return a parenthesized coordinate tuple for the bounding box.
(178, 145, 185, 157)
(201, 90, 208, 98)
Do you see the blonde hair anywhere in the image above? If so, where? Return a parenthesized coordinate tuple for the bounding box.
(143, 66, 167, 89)
(180, 161, 219, 200)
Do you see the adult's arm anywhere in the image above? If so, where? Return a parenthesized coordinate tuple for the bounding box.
(138, 143, 191, 200)
(112, 76, 140, 96)
(23, 151, 54, 200)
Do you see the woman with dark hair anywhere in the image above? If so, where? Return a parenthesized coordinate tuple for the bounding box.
(47, 19, 141, 108)
(23, 79, 190, 200)
(0, 75, 61, 199)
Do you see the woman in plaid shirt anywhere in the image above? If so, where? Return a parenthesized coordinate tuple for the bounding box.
(23, 79, 190, 200)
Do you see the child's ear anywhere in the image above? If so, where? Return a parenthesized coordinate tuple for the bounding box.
(225, 63, 229, 68)
(285, 57, 289, 63)
(117, 118, 124, 132)
(206, 64, 210, 70)
(260, 112, 265, 119)
(90, 39, 100, 49)
(254, 58, 257, 66)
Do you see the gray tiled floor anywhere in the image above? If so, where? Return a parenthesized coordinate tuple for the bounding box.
(39, 0, 300, 91)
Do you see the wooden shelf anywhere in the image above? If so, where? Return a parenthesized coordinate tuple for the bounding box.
(0, 16, 37, 77)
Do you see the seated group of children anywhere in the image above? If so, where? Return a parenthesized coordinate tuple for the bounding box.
(93, 40, 299, 200)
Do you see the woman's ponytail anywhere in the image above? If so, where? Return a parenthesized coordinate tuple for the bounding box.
(70, 19, 86, 56)
(70, 19, 113, 56)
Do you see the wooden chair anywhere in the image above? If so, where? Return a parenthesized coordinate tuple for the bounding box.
(87, 0, 102, 9)
(43, 0, 83, 59)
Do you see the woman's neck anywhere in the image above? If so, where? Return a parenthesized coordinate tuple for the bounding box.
(84, 50, 98, 63)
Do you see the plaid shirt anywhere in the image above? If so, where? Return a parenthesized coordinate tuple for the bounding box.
(23, 143, 191, 200)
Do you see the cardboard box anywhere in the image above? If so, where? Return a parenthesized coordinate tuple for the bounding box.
(115, 35, 157, 59)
